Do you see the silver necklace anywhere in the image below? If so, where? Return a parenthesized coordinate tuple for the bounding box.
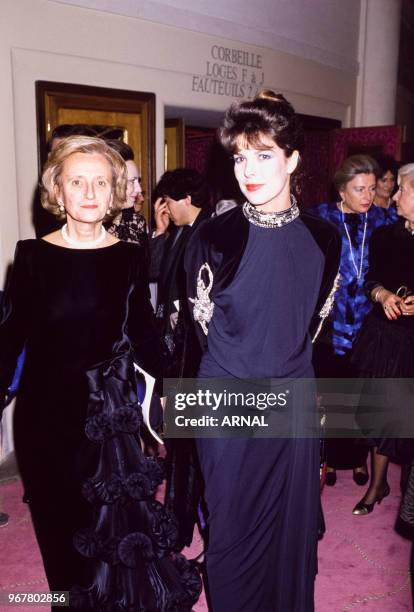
(243, 195, 299, 228)
(61, 223, 107, 248)
(340, 202, 367, 279)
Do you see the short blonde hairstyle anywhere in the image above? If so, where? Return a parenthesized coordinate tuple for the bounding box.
(41, 135, 127, 220)
(398, 163, 414, 187)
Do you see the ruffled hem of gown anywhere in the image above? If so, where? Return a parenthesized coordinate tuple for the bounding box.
(70, 351, 202, 611)
(352, 313, 414, 377)
(352, 315, 414, 463)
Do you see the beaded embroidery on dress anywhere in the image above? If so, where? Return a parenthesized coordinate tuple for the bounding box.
(242, 195, 299, 228)
(189, 263, 214, 336)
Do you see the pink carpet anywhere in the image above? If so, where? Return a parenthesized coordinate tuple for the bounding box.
(0, 463, 411, 611)
(316, 462, 411, 611)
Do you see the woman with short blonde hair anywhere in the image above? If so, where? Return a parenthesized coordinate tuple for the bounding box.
(0, 136, 200, 610)
(41, 135, 127, 220)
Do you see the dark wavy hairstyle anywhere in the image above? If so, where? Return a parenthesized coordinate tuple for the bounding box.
(47, 124, 98, 153)
(152, 168, 210, 209)
(219, 90, 304, 194)
(375, 154, 398, 180)
(219, 90, 304, 158)
(106, 139, 135, 162)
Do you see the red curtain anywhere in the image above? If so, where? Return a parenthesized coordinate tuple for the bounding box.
(185, 127, 216, 172)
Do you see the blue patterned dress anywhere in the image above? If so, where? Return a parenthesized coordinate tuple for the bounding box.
(312, 202, 396, 469)
(313, 202, 395, 356)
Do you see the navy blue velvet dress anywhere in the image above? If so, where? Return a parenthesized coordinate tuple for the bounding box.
(0, 239, 201, 611)
(197, 220, 324, 611)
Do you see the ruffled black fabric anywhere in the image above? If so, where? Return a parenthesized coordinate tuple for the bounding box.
(352, 314, 414, 461)
(352, 313, 414, 377)
(71, 351, 201, 611)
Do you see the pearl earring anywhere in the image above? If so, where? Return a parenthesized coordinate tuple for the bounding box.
(58, 201, 65, 213)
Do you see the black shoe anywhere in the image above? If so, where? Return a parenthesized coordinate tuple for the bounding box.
(352, 483, 390, 515)
(318, 503, 326, 540)
(353, 468, 369, 486)
(325, 470, 337, 486)
(0, 512, 9, 527)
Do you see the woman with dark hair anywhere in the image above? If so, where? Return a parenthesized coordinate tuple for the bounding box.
(184, 91, 341, 611)
(373, 154, 399, 222)
(313, 155, 395, 486)
(0, 136, 201, 610)
(105, 139, 148, 247)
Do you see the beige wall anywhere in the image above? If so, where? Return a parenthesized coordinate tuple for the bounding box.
(55, 0, 361, 74)
(0, 0, 357, 284)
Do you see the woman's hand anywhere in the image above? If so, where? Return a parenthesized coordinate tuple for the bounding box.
(374, 287, 402, 320)
(399, 296, 414, 317)
(153, 197, 170, 236)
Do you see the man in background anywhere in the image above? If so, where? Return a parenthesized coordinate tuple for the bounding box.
(150, 168, 211, 377)
(149, 169, 211, 552)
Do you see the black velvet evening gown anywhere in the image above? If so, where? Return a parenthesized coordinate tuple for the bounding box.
(196, 220, 324, 612)
(352, 220, 414, 460)
(0, 239, 201, 611)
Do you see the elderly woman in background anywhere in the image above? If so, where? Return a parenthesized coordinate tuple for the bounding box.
(0, 136, 200, 610)
(351, 162, 414, 515)
(313, 155, 394, 486)
(106, 139, 148, 247)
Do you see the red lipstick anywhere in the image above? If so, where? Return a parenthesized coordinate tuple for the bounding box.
(245, 184, 264, 192)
